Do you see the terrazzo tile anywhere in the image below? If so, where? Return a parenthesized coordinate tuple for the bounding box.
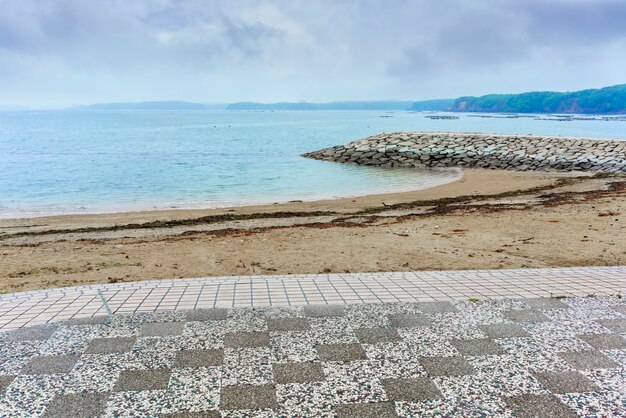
(0, 375, 15, 395)
(114, 369, 172, 392)
(104, 390, 176, 417)
(435, 302, 506, 327)
(166, 366, 221, 413)
(343, 303, 404, 328)
(140, 322, 185, 337)
(387, 313, 431, 328)
(557, 391, 625, 417)
(275, 382, 335, 417)
(395, 397, 511, 418)
(316, 343, 367, 362)
(173, 349, 223, 368)
(498, 334, 592, 355)
(224, 332, 270, 348)
(43, 392, 110, 418)
(580, 367, 626, 394)
(85, 337, 136, 354)
(435, 367, 547, 400)
(611, 305, 626, 315)
(558, 350, 619, 370)
(596, 318, 626, 333)
(503, 309, 551, 323)
(504, 393, 577, 418)
(0, 373, 71, 417)
(534, 370, 602, 394)
(21, 355, 80, 375)
(180, 321, 225, 349)
(322, 361, 388, 404)
(220, 408, 275, 417)
(416, 301, 458, 314)
(111, 311, 186, 325)
(545, 305, 623, 322)
(381, 377, 442, 402)
(309, 317, 359, 344)
(450, 338, 505, 356)
(272, 362, 325, 384)
(263, 306, 305, 319)
(334, 401, 398, 418)
(267, 317, 310, 332)
(220, 384, 276, 411)
(525, 298, 570, 310)
(354, 327, 401, 343)
(1, 295, 625, 417)
(362, 342, 427, 379)
(601, 348, 626, 364)
(160, 411, 220, 417)
(478, 323, 530, 338)
(185, 308, 228, 322)
(577, 333, 626, 350)
(6, 325, 57, 341)
(225, 309, 268, 332)
(65, 316, 109, 326)
(420, 356, 475, 377)
(397, 328, 459, 357)
(222, 347, 273, 386)
(303, 305, 345, 318)
(269, 331, 318, 363)
(37, 325, 107, 356)
(0, 340, 44, 374)
(523, 319, 609, 337)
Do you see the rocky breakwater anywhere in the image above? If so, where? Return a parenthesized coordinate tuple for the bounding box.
(302, 132, 626, 173)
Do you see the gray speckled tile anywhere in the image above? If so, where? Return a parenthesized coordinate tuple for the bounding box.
(0, 340, 44, 374)
(398, 328, 459, 357)
(362, 342, 427, 379)
(269, 331, 318, 363)
(581, 367, 626, 394)
(0, 374, 70, 417)
(557, 391, 626, 417)
(104, 390, 176, 417)
(601, 348, 626, 364)
(322, 360, 388, 404)
(0, 296, 623, 417)
(309, 317, 358, 344)
(275, 381, 335, 418)
(167, 366, 221, 413)
(225, 309, 268, 332)
(222, 347, 273, 386)
(395, 397, 512, 417)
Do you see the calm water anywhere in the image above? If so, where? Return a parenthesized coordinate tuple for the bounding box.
(0, 110, 624, 218)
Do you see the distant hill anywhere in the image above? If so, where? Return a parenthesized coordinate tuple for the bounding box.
(72, 100, 450, 111)
(74, 101, 214, 110)
(227, 101, 417, 110)
(409, 99, 454, 111)
(450, 84, 626, 114)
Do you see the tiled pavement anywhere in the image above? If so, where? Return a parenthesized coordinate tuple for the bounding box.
(0, 296, 625, 417)
(0, 266, 624, 331)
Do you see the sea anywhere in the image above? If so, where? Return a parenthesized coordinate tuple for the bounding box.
(1, 110, 624, 219)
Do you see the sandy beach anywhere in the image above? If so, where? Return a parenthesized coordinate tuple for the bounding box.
(1, 168, 625, 294)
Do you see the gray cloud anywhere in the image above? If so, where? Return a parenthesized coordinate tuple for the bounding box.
(0, 0, 624, 106)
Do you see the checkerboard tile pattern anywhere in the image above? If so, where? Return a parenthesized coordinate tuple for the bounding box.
(0, 266, 624, 331)
(0, 296, 624, 417)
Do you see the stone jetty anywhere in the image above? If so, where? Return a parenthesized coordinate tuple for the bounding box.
(302, 132, 626, 172)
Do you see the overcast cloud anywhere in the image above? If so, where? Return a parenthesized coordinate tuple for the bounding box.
(1, 0, 625, 107)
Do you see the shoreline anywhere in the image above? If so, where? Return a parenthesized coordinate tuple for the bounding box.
(0, 169, 565, 233)
(0, 167, 463, 222)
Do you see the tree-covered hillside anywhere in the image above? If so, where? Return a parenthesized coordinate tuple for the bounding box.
(450, 84, 626, 114)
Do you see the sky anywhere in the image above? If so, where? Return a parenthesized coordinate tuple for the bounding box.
(1, 0, 625, 107)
